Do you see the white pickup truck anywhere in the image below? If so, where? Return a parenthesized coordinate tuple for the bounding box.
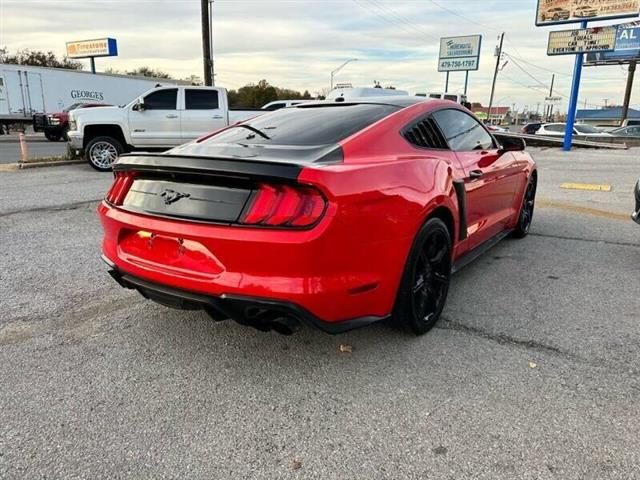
(67, 86, 260, 171)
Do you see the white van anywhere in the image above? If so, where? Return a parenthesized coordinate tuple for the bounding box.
(427, 92, 468, 104)
(325, 87, 409, 101)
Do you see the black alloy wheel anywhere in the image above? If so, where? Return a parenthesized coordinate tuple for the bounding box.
(394, 218, 452, 335)
(513, 175, 537, 238)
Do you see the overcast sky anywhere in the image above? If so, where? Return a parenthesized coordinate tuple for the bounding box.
(1, 0, 637, 112)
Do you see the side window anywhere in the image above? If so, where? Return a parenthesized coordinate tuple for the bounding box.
(432, 109, 494, 151)
(185, 89, 219, 110)
(143, 89, 177, 110)
(547, 124, 565, 132)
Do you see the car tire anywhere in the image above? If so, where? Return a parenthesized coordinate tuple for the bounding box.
(44, 131, 62, 142)
(85, 136, 123, 171)
(393, 217, 452, 335)
(512, 174, 537, 239)
(61, 126, 70, 142)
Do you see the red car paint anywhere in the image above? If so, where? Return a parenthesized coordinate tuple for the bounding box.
(99, 99, 536, 332)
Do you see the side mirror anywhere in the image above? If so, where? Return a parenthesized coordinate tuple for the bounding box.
(132, 98, 146, 111)
(499, 136, 526, 153)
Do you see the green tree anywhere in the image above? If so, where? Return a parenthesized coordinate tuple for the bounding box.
(0, 47, 83, 70)
(126, 66, 172, 79)
(227, 80, 314, 108)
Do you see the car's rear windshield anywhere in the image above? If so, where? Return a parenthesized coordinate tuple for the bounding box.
(203, 103, 401, 146)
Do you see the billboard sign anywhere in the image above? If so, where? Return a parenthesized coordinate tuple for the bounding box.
(547, 26, 617, 55)
(536, 0, 640, 26)
(438, 35, 482, 72)
(66, 38, 118, 59)
(585, 21, 640, 64)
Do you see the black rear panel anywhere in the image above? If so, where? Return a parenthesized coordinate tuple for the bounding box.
(122, 178, 252, 223)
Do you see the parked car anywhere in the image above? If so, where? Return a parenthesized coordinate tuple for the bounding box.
(610, 126, 640, 137)
(521, 122, 543, 134)
(541, 7, 570, 21)
(487, 124, 509, 133)
(261, 100, 312, 111)
(67, 86, 261, 171)
(573, 6, 598, 18)
(536, 123, 610, 137)
(633, 179, 640, 224)
(33, 103, 110, 142)
(99, 97, 537, 336)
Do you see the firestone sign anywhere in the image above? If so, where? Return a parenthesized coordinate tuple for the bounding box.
(66, 38, 118, 59)
(547, 26, 618, 55)
(536, 0, 640, 26)
(438, 35, 482, 72)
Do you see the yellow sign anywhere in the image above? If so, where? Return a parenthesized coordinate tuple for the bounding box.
(537, 0, 640, 26)
(65, 38, 117, 59)
(548, 26, 617, 55)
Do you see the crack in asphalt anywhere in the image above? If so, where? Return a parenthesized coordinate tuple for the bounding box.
(0, 199, 102, 218)
(530, 232, 640, 249)
(437, 317, 573, 358)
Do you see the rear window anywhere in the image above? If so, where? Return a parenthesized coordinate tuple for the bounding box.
(203, 103, 400, 146)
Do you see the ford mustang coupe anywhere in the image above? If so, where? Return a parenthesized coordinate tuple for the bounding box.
(99, 97, 537, 335)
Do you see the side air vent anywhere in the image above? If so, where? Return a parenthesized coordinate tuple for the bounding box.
(403, 117, 448, 149)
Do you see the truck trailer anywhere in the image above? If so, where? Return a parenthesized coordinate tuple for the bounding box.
(0, 63, 183, 127)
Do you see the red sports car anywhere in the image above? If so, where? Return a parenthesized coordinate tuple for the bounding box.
(99, 98, 537, 335)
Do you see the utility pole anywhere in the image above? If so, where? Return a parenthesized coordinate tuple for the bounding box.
(547, 73, 555, 122)
(621, 60, 636, 126)
(603, 98, 609, 109)
(201, 0, 212, 86)
(487, 32, 505, 125)
(209, 0, 215, 85)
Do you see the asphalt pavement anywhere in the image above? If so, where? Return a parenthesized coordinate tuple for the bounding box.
(0, 134, 68, 164)
(1, 148, 639, 479)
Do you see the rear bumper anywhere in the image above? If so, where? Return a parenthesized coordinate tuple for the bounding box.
(99, 200, 409, 328)
(104, 256, 386, 334)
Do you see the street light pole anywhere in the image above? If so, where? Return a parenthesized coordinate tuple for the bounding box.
(330, 58, 358, 90)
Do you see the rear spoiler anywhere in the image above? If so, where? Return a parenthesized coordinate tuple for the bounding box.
(113, 153, 303, 182)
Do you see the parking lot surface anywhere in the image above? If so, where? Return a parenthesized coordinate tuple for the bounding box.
(1, 147, 639, 479)
(0, 134, 68, 164)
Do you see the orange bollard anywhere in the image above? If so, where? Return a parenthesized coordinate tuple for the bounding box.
(19, 132, 29, 163)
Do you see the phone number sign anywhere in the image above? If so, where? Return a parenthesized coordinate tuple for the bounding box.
(438, 57, 480, 72)
(438, 35, 482, 72)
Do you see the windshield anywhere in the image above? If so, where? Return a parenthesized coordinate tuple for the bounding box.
(202, 103, 400, 146)
(574, 124, 601, 134)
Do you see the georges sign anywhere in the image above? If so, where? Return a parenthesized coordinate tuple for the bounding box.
(438, 35, 482, 72)
(70, 90, 105, 101)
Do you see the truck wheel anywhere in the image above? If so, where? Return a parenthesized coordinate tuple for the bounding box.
(44, 131, 62, 142)
(393, 217, 452, 335)
(85, 136, 123, 171)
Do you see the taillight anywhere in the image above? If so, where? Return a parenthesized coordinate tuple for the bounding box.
(240, 183, 326, 228)
(105, 171, 137, 206)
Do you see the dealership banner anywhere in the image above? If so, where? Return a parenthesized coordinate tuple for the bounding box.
(536, 0, 640, 26)
(438, 35, 482, 72)
(66, 38, 118, 59)
(547, 26, 617, 55)
(585, 21, 640, 64)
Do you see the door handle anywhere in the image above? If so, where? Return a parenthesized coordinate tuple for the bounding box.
(211, 115, 223, 119)
(469, 170, 483, 179)
(165, 114, 178, 119)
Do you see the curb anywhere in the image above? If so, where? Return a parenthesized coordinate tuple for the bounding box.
(0, 159, 84, 172)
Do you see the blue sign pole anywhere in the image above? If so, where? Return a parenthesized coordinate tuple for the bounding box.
(563, 20, 587, 151)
